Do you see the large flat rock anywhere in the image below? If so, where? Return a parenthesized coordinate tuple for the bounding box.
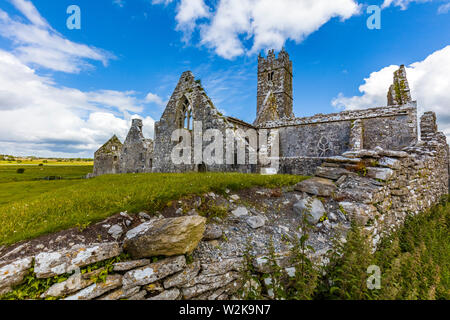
(0, 257, 33, 295)
(123, 216, 206, 259)
(34, 242, 122, 278)
(294, 177, 336, 197)
(122, 255, 186, 289)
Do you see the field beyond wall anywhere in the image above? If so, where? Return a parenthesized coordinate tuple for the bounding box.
(0, 164, 306, 246)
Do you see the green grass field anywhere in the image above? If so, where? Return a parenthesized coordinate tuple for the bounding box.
(0, 165, 93, 183)
(0, 171, 307, 246)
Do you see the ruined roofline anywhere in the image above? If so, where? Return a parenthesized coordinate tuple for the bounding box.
(257, 102, 417, 129)
(225, 116, 255, 129)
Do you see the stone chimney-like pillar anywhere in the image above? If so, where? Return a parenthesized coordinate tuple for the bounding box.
(387, 65, 412, 106)
(420, 111, 437, 141)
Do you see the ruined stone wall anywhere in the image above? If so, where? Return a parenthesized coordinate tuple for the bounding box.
(153, 72, 259, 174)
(92, 135, 122, 177)
(2, 113, 448, 299)
(261, 104, 418, 175)
(295, 111, 449, 246)
(119, 120, 153, 174)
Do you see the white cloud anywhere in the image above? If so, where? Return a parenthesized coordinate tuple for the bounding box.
(153, 0, 361, 59)
(0, 49, 155, 157)
(144, 92, 165, 106)
(438, 2, 450, 13)
(0, 0, 113, 73)
(175, 0, 210, 41)
(332, 45, 450, 140)
(381, 0, 433, 10)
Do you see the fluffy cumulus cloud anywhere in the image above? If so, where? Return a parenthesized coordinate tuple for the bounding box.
(0, 0, 114, 73)
(0, 0, 158, 157)
(332, 46, 450, 139)
(0, 49, 156, 157)
(153, 0, 361, 59)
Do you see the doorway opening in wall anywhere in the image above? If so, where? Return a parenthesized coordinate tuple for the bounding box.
(197, 163, 207, 172)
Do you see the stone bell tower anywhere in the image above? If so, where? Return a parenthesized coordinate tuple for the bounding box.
(255, 48, 294, 125)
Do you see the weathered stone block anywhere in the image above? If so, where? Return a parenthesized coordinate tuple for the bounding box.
(123, 216, 206, 259)
(293, 198, 326, 224)
(0, 257, 33, 295)
(34, 242, 122, 278)
(122, 256, 186, 289)
(64, 275, 122, 300)
(294, 177, 336, 197)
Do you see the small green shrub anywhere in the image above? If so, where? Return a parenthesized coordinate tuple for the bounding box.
(16, 168, 25, 174)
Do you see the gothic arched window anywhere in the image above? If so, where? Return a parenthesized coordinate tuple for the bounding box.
(178, 97, 194, 130)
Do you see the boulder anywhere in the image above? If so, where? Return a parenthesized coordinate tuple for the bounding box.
(342, 150, 379, 158)
(98, 286, 141, 300)
(377, 149, 409, 158)
(339, 202, 379, 225)
(293, 198, 326, 224)
(294, 177, 336, 197)
(122, 255, 186, 289)
(366, 167, 394, 181)
(315, 166, 351, 180)
(113, 259, 150, 272)
(182, 272, 239, 299)
(230, 195, 240, 201)
(246, 216, 265, 229)
(64, 275, 122, 300)
(203, 224, 223, 240)
(231, 207, 248, 218)
(128, 290, 147, 300)
(108, 225, 124, 240)
(148, 288, 180, 300)
(378, 157, 402, 169)
(41, 268, 105, 298)
(123, 216, 206, 259)
(335, 175, 384, 204)
(0, 257, 33, 295)
(200, 258, 244, 277)
(34, 242, 122, 278)
(163, 262, 201, 289)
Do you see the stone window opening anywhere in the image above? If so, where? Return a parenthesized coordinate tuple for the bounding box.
(140, 153, 144, 162)
(113, 156, 118, 162)
(178, 98, 194, 131)
(111, 146, 116, 151)
(268, 71, 274, 81)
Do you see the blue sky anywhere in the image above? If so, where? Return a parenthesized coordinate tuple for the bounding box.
(0, 0, 449, 157)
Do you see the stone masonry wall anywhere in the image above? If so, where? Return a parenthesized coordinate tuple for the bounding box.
(263, 103, 418, 175)
(1, 115, 448, 299)
(296, 111, 449, 246)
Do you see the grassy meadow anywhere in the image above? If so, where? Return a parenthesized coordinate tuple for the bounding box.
(0, 165, 93, 183)
(0, 168, 307, 246)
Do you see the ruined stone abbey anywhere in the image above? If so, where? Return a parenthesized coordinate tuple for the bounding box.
(92, 49, 447, 179)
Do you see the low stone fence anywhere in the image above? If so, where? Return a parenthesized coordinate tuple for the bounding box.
(294, 111, 449, 246)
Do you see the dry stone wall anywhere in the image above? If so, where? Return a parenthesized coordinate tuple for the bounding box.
(295, 111, 449, 246)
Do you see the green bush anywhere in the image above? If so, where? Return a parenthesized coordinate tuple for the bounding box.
(16, 168, 25, 174)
